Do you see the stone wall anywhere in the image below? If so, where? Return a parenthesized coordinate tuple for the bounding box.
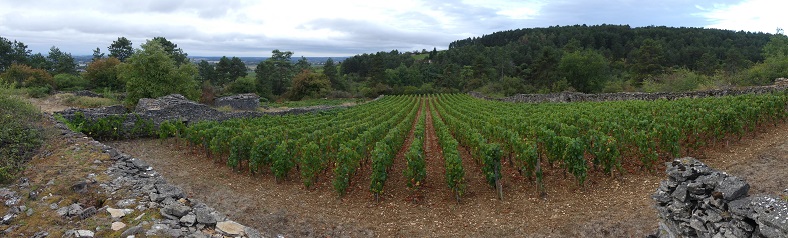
(652, 157, 788, 238)
(214, 93, 260, 111)
(56, 94, 369, 138)
(471, 85, 788, 104)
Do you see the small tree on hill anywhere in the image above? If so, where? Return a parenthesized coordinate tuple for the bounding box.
(120, 40, 198, 106)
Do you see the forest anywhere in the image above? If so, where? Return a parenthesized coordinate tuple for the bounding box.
(2, 24, 788, 104)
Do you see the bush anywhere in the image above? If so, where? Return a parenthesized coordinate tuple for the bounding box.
(225, 75, 257, 95)
(0, 93, 42, 183)
(54, 73, 91, 91)
(26, 86, 52, 98)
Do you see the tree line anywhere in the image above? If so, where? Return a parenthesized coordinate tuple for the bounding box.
(340, 24, 788, 96)
(3, 24, 787, 104)
(0, 36, 341, 104)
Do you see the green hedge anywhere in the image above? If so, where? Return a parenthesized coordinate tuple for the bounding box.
(0, 94, 43, 183)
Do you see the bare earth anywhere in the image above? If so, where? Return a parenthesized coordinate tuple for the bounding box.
(104, 118, 787, 237)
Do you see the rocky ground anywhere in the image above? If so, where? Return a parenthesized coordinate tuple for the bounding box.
(0, 115, 261, 237)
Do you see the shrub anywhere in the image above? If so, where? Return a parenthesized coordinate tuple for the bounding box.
(54, 73, 91, 91)
(0, 93, 42, 183)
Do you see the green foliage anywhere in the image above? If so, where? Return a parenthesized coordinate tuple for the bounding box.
(46, 46, 77, 75)
(62, 112, 155, 140)
(151, 37, 189, 65)
(323, 58, 341, 90)
(54, 73, 90, 91)
(286, 71, 331, 101)
(61, 94, 117, 108)
(225, 75, 257, 95)
(108, 37, 133, 62)
(404, 109, 426, 189)
(0, 93, 42, 183)
(84, 57, 123, 91)
(255, 50, 294, 98)
(641, 69, 713, 93)
(1, 63, 54, 88)
(215, 56, 248, 86)
(0, 36, 30, 73)
(121, 40, 199, 106)
(558, 49, 610, 93)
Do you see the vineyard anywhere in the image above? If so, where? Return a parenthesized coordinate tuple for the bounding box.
(159, 92, 788, 201)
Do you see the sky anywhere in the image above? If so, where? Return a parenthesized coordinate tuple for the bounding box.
(0, 0, 786, 57)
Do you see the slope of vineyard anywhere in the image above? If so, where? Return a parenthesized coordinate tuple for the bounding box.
(102, 91, 788, 237)
(154, 91, 788, 201)
(433, 92, 787, 194)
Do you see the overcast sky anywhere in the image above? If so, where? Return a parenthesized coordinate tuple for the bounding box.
(0, 0, 785, 57)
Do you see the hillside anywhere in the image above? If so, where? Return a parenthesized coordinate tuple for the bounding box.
(340, 25, 786, 96)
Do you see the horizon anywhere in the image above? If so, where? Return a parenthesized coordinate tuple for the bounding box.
(2, 0, 785, 57)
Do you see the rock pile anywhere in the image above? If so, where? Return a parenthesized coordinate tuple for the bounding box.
(215, 93, 260, 111)
(1, 115, 262, 237)
(652, 157, 788, 238)
(776, 78, 788, 86)
(98, 138, 262, 237)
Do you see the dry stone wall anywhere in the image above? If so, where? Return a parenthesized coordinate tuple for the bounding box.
(57, 94, 358, 136)
(652, 157, 788, 238)
(472, 85, 788, 104)
(214, 93, 260, 111)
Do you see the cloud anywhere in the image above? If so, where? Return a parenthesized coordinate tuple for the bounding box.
(699, 0, 788, 33)
(0, 0, 780, 57)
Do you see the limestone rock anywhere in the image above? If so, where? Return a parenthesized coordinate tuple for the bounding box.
(161, 202, 191, 218)
(716, 176, 749, 201)
(195, 208, 216, 225)
(106, 208, 133, 219)
(155, 183, 185, 200)
(180, 214, 197, 227)
(216, 220, 246, 236)
(74, 229, 94, 237)
(111, 221, 126, 231)
(120, 225, 143, 237)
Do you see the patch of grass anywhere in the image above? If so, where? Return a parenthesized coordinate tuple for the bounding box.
(216, 105, 235, 112)
(266, 98, 365, 108)
(61, 94, 118, 108)
(0, 92, 43, 183)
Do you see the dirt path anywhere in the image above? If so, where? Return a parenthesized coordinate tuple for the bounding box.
(698, 122, 788, 196)
(421, 98, 451, 203)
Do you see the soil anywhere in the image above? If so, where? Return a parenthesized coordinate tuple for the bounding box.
(103, 116, 787, 238)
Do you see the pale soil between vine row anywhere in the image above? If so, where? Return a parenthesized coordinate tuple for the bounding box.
(106, 116, 788, 237)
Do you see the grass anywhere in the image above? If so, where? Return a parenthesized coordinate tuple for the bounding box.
(0, 89, 43, 183)
(266, 98, 366, 108)
(60, 94, 119, 108)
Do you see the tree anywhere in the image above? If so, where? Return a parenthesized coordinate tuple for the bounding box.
(630, 39, 666, 81)
(196, 60, 216, 84)
(323, 58, 341, 90)
(92, 47, 105, 61)
(286, 70, 330, 100)
(151, 37, 189, 65)
(0, 37, 30, 72)
(47, 46, 77, 75)
(120, 40, 198, 105)
(558, 49, 610, 93)
(215, 56, 233, 85)
(255, 50, 294, 97)
(108, 37, 133, 62)
(84, 57, 123, 90)
(295, 56, 310, 73)
(27, 53, 50, 71)
(214, 56, 247, 86)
